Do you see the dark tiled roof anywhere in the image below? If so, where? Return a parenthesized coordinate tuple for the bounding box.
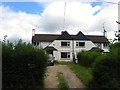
(44, 46, 57, 51)
(56, 31, 73, 40)
(89, 47, 104, 52)
(32, 32, 109, 43)
(32, 34, 59, 42)
(74, 31, 89, 40)
(86, 35, 109, 43)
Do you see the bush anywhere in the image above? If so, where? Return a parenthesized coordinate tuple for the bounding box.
(77, 51, 104, 67)
(2, 40, 47, 89)
(88, 43, 120, 89)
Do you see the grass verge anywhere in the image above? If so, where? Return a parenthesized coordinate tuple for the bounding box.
(57, 72, 69, 90)
(56, 61, 93, 86)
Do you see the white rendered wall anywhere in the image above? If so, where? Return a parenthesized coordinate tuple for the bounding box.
(94, 43, 109, 52)
(74, 40, 96, 52)
(49, 40, 73, 61)
(39, 42, 51, 48)
(40, 40, 109, 60)
(49, 40, 96, 61)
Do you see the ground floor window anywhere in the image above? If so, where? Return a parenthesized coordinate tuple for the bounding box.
(103, 43, 108, 48)
(33, 42, 39, 46)
(61, 52, 70, 59)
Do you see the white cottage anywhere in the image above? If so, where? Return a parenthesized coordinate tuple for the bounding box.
(32, 30, 109, 61)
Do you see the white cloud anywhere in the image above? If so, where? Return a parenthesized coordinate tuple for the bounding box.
(39, 1, 101, 32)
(0, 5, 41, 42)
(39, 0, 118, 40)
(88, 4, 118, 39)
(0, 0, 119, 43)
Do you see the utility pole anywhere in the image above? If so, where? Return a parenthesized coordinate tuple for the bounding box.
(63, 0, 66, 30)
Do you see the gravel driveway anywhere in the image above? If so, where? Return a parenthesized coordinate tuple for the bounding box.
(44, 65, 86, 88)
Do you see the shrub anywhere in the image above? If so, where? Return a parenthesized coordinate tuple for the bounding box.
(2, 40, 47, 89)
(77, 51, 103, 67)
(88, 43, 120, 89)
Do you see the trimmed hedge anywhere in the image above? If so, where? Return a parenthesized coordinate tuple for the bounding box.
(2, 40, 47, 89)
(77, 51, 104, 67)
(88, 43, 120, 89)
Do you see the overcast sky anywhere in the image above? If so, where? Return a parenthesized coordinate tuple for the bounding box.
(0, 0, 119, 43)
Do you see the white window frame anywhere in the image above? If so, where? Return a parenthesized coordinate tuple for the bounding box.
(103, 43, 108, 48)
(61, 52, 70, 59)
(76, 42, 85, 47)
(33, 42, 39, 46)
(61, 41, 70, 47)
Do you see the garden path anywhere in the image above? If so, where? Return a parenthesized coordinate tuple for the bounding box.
(44, 65, 86, 88)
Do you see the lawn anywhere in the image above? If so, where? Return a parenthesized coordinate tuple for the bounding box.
(56, 61, 93, 86)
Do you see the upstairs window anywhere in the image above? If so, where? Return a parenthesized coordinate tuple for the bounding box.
(61, 42, 70, 47)
(76, 42, 85, 47)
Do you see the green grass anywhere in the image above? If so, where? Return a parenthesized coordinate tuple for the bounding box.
(57, 72, 69, 90)
(56, 61, 93, 86)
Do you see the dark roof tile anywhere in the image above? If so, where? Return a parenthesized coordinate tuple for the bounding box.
(89, 47, 104, 52)
(86, 35, 108, 43)
(32, 34, 59, 42)
(44, 46, 57, 51)
(32, 32, 109, 43)
(56, 31, 73, 40)
(74, 31, 89, 40)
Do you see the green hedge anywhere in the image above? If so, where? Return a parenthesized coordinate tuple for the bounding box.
(88, 43, 120, 89)
(77, 51, 104, 67)
(2, 40, 47, 89)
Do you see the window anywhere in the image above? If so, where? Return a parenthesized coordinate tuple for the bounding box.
(61, 52, 70, 59)
(76, 42, 85, 47)
(103, 43, 108, 48)
(61, 42, 70, 47)
(33, 42, 39, 46)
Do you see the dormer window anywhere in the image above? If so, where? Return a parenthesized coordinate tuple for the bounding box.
(61, 41, 70, 47)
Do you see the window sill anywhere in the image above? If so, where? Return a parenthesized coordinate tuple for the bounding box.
(61, 58, 71, 60)
(61, 46, 70, 48)
(76, 46, 85, 48)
